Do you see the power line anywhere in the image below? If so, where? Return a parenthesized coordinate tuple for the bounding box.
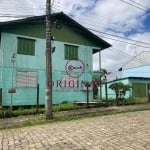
(1, 8, 149, 50)
(37, 7, 150, 49)
(96, 47, 149, 73)
(52, 4, 127, 31)
(111, 47, 149, 66)
(129, 0, 150, 10)
(98, 34, 150, 49)
(51, 4, 150, 47)
(1, 1, 150, 64)
(0, 1, 149, 35)
(0, 1, 61, 15)
(58, 18, 150, 48)
(53, 3, 133, 35)
(119, 0, 149, 12)
(88, 28, 150, 46)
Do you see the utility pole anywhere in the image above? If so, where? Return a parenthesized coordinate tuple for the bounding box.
(45, 0, 53, 119)
(104, 74, 108, 106)
(99, 51, 102, 100)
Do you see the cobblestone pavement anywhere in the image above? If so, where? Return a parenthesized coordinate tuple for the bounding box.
(0, 110, 150, 150)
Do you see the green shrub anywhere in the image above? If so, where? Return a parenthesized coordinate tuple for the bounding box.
(0, 107, 45, 118)
(100, 97, 149, 106)
(0, 102, 80, 118)
(0, 98, 148, 118)
(0, 109, 14, 118)
(124, 97, 148, 105)
(61, 101, 68, 104)
(53, 102, 80, 112)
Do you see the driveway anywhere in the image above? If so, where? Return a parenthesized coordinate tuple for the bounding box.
(0, 110, 150, 150)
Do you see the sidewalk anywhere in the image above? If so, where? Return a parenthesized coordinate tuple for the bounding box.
(0, 103, 150, 128)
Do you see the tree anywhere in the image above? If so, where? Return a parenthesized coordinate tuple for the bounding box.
(109, 82, 131, 105)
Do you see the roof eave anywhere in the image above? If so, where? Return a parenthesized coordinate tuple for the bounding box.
(0, 12, 111, 50)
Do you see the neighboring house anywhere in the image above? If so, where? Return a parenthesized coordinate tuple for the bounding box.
(119, 51, 150, 78)
(0, 12, 111, 106)
(100, 51, 150, 101)
(100, 77, 150, 99)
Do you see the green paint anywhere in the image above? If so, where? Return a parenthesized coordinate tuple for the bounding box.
(3, 23, 45, 39)
(0, 13, 111, 106)
(17, 37, 35, 56)
(132, 83, 146, 97)
(52, 23, 102, 47)
(64, 44, 78, 60)
(101, 77, 150, 100)
(0, 33, 95, 106)
(3, 22, 104, 48)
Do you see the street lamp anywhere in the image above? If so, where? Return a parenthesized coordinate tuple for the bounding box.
(9, 53, 16, 109)
(11, 53, 16, 64)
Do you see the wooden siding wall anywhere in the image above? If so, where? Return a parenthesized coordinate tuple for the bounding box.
(132, 83, 147, 97)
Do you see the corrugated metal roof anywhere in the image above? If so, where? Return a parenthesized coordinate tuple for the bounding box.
(107, 76, 150, 84)
(120, 51, 150, 70)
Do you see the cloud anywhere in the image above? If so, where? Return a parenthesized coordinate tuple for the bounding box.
(0, 0, 150, 81)
(64, 0, 150, 68)
(0, 0, 45, 21)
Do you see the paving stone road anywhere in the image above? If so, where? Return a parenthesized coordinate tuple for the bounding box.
(0, 110, 150, 150)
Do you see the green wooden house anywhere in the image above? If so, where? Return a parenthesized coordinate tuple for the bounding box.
(0, 12, 111, 107)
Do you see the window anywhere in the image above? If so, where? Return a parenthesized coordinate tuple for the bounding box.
(16, 71, 37, 87)
(17, 37, 35, 55)
(64, 44, 78, 60)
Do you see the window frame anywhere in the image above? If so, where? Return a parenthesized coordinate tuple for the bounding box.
(17, 37, 35, 56)
(64, 44, 78, 60)
(16, 71, 37, 88)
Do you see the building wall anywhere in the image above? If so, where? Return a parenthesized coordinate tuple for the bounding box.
(0, 32, 95, 106)
(122, 66, 150, 78)
(100, 78, 131, 100)
(1, 32, 45, 106)
(100, 78, 150, 100)
(0, 32, 2, 105)
(130, 78, 150, 98)
(3, 21, 102, 48)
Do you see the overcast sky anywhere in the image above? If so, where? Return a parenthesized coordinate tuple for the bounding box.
(0, 0, 150, 80)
